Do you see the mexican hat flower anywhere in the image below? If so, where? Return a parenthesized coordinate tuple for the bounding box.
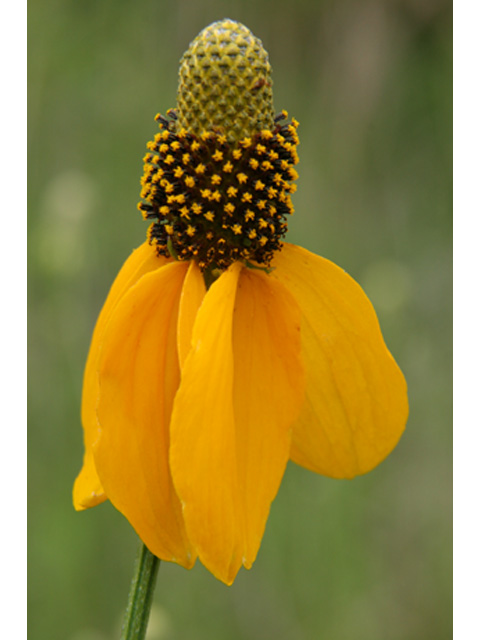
(74, 19, 408, 586)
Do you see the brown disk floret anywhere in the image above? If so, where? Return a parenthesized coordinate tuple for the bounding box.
(138, 110, 299, 271)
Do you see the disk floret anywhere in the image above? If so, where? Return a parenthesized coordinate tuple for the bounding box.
(138, 110, 299, 271)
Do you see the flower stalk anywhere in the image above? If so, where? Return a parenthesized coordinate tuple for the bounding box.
(121, 543, 160, 640)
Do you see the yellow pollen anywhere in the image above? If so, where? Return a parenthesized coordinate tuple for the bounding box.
(212, 150, 224, 162)
(256, 144, 266, 154)
(165, 224, 174, 235)
(195, 163, 206, 174)
(223, 161, 233, 173)
(175, 194, 186, 204)
(258, 218, 268, 228)
(211, 174, 222, 185)
(182, 153, 191, 164)
(161, 180, 174, 193)
(164, 155, 175, 165)
(191, 202, 203, 215)
(236, 173, 248, 184)
(227, 186, 238, 198)
(171, 140, 181, 151)
(217, 134, 227, 145)
(259, 236, 268, 246)
(257, 200, 266, 210)
(232, 224, 242, 235)
(159, 205, 170, 215)
(180, 206, 190, 218)
(240, 137, 252, 148)
(200, 188, 211, 199)
(143, 166, 154, 179)
(249, 158, 259, 170)
(255, 180, 265, 191)
(232, 149, 242, 160)
(245, 209, 255, 221)
(261, 130, 274, 140)
(242, 192, 253, 203)
(248, 229, 257, 239)
(210, 190, 221, 202)
(159, 143, 169, 154)
(267, 187, 278, 199)
(184, 175, 195, 188)
(186, 225, 196, 237)
(224, 202, 235, 214)
(204, 211, 215, 222)
(174, 166, 184, 178)
(191, 141, 201, 152)
(206, 231, 214, 239)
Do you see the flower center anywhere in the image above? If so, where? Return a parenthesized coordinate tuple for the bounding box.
(137, 19, 299, 271)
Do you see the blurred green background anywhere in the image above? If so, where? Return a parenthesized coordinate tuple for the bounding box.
(28, 0, 452, 638)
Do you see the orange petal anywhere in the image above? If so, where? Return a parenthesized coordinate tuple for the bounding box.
(272, 243, 408, 479)
(170, 263, 305, 584)
(232, 268, 304, 568)
(177, 261, 206, 370)
(93, 260, 195, 567)
(74, 242, 170, 510)
(170, 262, 242, 584)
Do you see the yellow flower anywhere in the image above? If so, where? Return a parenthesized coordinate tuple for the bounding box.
(73, 19, 408, 586)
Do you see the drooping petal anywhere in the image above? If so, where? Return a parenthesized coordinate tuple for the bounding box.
(169, 262, 242, 584)
(232, 268, 305, 569)
(170, 263, 305, 584)
(93, 260, 195, 568)
(177, 260, 206, 370)
(74, 242, 170, 510)
(272, 243, 408, 479)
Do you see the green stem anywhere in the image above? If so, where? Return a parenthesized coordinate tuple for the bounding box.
(121, 542, 161, 640)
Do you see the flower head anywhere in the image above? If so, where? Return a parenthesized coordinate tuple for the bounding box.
(138, 19, 298, 272)
(74, 19, 408, 585)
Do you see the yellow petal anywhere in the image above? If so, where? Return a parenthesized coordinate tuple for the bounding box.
(73, 451, 106, 511)
(74, 242, 169, 510)
(170, 262, 242, 584)
(170, 263, 305, 584)
(177, 261, 206, 370)
(232, 268, 304, 568)
(93, 260, 195, 568)
(272, 243, 408, 479)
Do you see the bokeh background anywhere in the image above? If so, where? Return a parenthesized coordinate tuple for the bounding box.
(28, 1, 452, 638)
